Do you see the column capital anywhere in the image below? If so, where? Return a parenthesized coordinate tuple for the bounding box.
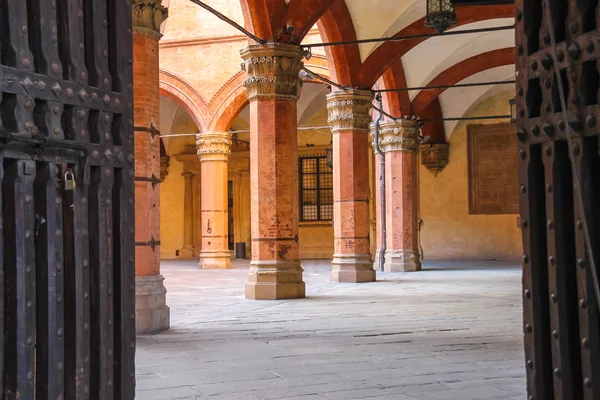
(326, 89, 374, 133)
(132, 0, 168, 40)
(371, 119, 421, 154)
(196, 132, 232, 162)
(240, 43, 304, 101)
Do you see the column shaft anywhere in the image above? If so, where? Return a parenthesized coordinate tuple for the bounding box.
(197, 133, 232, 269)
(327, 89, 376, 282)
(378, 120, 422, 272)
(132, 0, 169, 333)
(241, 43, 305, 300)
(179, 172, 194, 259)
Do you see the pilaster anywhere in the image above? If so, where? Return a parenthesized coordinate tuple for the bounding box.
(197, 132, 233, 269)
(241, 43, 305, 299)
(133, 0, 169, 333)
(326, 89, 376, 282)
(372, 120, 421, 273)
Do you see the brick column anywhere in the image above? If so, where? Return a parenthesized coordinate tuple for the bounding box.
(179, 171, 194, 259)
(132, 0, 169, 333)
(326, 89, 376, 282)
(377, 120, 421, 272)
(240, 43, 305, 300)
(196, 132, 232, 269)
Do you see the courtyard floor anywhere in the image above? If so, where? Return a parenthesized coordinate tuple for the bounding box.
(136, 260, 526, 400)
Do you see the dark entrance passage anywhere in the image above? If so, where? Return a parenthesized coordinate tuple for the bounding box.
(1, 0, 135, 398)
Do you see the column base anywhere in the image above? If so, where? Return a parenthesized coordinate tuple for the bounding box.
(372, 253, 384, 272)
(199, 250, 232, 269)
(178, 246, 194, 260)
(246, 260, 305, 300)
(135, 275, 170, 334)
(384, 250, 421, 272)
(331, 254, 376, 283)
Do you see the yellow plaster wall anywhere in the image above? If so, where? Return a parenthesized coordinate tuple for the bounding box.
(299, 222, 334, 259)
(160, 158, 185, 259)
(419, 91, 522, 261)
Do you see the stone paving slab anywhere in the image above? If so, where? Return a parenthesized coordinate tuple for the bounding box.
(136, 260, 525, 399)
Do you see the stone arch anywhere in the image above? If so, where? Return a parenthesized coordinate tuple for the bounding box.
(159, 69, 209, 132)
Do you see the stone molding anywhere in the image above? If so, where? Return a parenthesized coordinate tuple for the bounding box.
(240, 44, 304, 100)
(371, 120, 421, 154)
(196, 132, 232, 162)
(132, 0, 168, 39)
(326, 89, 374, 133)
(420, 143, 450, 176)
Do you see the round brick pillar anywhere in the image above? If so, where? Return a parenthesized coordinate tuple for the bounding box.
(132, 0, 169, 333)
(373, 120, 422, 272)
(196, 132, 233, 270)
(240, 43, 306, 300)
(326, 89, 376, 283)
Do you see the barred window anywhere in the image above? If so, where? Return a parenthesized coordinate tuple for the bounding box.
(299, 156, 333, 221)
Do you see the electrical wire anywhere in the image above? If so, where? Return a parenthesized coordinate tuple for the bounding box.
(160, 126, 333, 139)
(302, 67, 398, 120)
(542, 0, 600, 310)
(375, 80, 516, 92)
(303, 25, 515, 48)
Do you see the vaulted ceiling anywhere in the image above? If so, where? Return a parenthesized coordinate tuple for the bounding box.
(161, 0, 516, 139)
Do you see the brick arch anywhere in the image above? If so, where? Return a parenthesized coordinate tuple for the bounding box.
(209, 59, 332, 132)
(208, 72, 248, 132)
(378, 58, 411, 116)
(359, 5, 515, 86)
(316, 0, 361, 86)
(411, 47, 515, 116)
(239, 0, 335, 43)
(159, 69, 209, 132)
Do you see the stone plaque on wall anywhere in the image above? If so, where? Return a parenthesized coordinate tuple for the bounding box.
(467, 123, 519, 215)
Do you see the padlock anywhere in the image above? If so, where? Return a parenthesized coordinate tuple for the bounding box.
(64, 170, 76, 191)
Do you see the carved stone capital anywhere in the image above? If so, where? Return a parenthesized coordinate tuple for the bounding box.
(196, 132, 232, 162)
(420, 143, 449, 176)
(371, 120, 421, 154)
(240, 44, 304, 100)
(132, 0, 168, 39)
(326, 89, 374, 133)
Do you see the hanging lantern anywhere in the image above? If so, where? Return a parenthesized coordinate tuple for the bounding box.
(325, 148, 333, 169)
(425, 0, 457, 34)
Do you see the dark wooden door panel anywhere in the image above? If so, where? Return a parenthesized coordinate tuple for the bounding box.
(0, 0, 135, 398)
(516, 0, 600, 398)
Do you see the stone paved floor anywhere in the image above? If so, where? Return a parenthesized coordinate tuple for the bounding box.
(136, 260, 526, 400)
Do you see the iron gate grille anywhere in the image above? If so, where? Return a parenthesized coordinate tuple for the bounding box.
(515, 0, 600, 398)
(0, 0, 135, 398)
